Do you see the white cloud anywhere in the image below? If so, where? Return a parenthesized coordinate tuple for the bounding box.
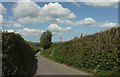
(40, 2, 76, 19)
(56, 17, 96, 26)
(12, 0, 117, 29)
(52, 32, 62, 35)
(47, 24, 71, 32)
(75, 17, 96, 25)
(83, 2, 118, 8)
(0, 7, 23, 28)
(68, 0, 80, 7)
(5, 29, 14, 32)
(13, 2, 76, 24)
(0, 3, 7, 14)
(12, 1, 98, 27)
(13, 0, 40, 18)
(15, 24, 72, 36)
(67, 0, 119, 2)
(17, 28, 44, 36)
(47, 24, 72, 35)
(3, 20, 24, 27)
(0, 3, 6, 26)
(0, 15, 3, 24)
(91, 21, 118, 28)
(72, 2, 80, 7)
(100, 21, 118, 28)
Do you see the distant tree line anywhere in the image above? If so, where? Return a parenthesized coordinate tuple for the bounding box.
(28, 42, 41, 54)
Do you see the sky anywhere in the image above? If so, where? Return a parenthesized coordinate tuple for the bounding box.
(0, 0, 119, 42)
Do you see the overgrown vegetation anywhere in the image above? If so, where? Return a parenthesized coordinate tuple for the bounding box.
(2, 32, 35, 76)
(28, 42, 41, 54)
(41, 27, 120, 76)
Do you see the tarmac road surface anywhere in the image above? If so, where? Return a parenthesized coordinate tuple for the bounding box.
(34, 52, 92, 75)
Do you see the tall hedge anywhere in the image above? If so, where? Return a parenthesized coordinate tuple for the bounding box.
(2, 32, 35, 76)
(41, 27, 120, 76)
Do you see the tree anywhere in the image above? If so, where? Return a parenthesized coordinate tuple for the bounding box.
(80, 33, 83, 38)
(40, 30, 52, 49)
(73, 36, 79, 40)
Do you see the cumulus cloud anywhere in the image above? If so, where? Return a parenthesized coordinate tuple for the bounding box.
(0, 3, 7, 14)
(67, 0, 80, 7)
(0, 3, 6, 26)
(40, 2, 76, 19)
(0, 3, 23, 28)
(91, 21, 118, 28)
(47, 24, 71, 32)
(0, 15, 3, 24)
(72, 2, 80, 7)
(12, 0, 117, 29)
(1, 15, 23, 28)
(5, 29, 14, 32)
(67, 0, 118, 8)
(12, 0, 40, 18)
(83, 2, 118, 8)
(47, 24, 72, 35)
(17, 28, 44, 36)
(100, 21, 118, 28)
(67, 0, 119, 2)
(56, 17, 96, 26)
(13, 1, 76, 24)
(2, 20, 24, 27)
(12, 1, 100, 27)
(75, 17, 96, 25)
(16, 24, 71, 36)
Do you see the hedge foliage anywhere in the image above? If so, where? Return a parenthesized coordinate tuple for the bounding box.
(41, 27, 120, 76)
(2, 32, 35, 76)
(28, 42, 41, 54)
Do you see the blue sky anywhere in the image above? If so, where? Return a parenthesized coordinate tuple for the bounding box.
(1, 1, 118, 42)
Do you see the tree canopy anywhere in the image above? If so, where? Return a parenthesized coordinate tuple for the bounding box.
(40, 30, 52, 49)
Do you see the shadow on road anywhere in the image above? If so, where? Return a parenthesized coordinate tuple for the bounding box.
(31, 56, 38, 76)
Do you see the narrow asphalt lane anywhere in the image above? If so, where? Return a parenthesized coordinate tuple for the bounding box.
(34, 52, 92, 75)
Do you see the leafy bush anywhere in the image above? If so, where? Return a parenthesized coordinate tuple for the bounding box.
(28, 42, 41, 54)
